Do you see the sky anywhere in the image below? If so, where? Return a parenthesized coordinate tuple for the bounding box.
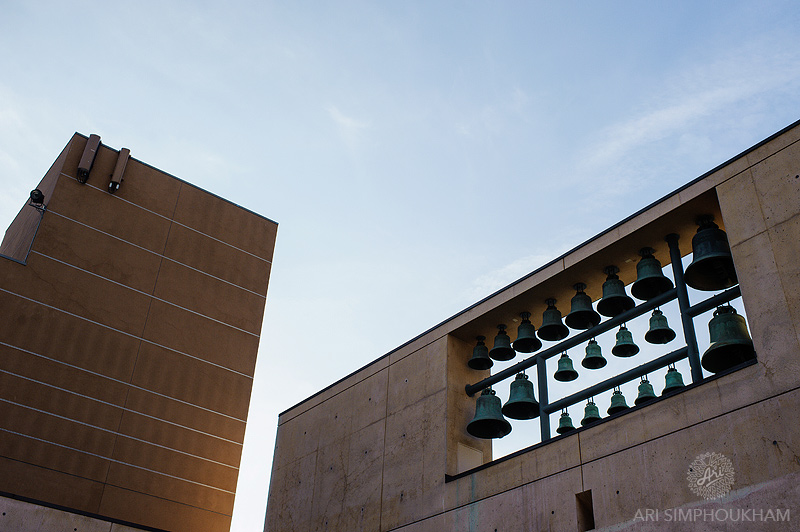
(1, 1, 800, 530)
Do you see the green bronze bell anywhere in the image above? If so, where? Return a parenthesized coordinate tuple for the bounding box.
(701, 305, 756, 373)
(556, 409, 576, 434)
(634, 377, 657, 405)
(512, 312, 542, 353)
(581, 400, 602, 426)
(565, 283, 601, 330)
(684, 216, 738, 292)
(467, 388, 512, 439)
(489, 324, 516, 361)
(662, 366, 685, 395)
(581, 338, 607, 369)
(612, 325, 639, 357)
(607, 388, 629, 415)
(597, 265, 635, 317)
(537, 298, 569, 342)
(644, 308, 676, 344)
(468, 335, 493, 370)
(631, 247, 674, 301)
(502, 373, 540, 420)
(554, 352, 579, 382)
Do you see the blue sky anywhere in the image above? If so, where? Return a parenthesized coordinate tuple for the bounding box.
(2, 1, 800, 530)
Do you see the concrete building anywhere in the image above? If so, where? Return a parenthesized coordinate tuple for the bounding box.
(0, 133, 277, 532)
(265, 120, 800, 531)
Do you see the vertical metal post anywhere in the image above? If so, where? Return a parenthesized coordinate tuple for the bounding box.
(537, 355, 551, 441)
(666, 234, 704, 383)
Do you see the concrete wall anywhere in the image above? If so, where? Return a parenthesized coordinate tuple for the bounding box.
(0, 134, 277, 532)
(265, 121, 800, 531)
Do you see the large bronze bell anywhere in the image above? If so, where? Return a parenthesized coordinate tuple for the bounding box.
(631, 248, 674, 301)
(502, 373, 540, 420)
(537, 298, 569, 342)
(644, 309, 676, 344)
(581, 400, 602, 426)
(556, 409, 576, 434)
(612, 325, 639, 357)
(607, 387, 629, 415)
(554, 352, 579, 382)
(512, 312, 542, 353)
(684, 216, 738, 291)
(597, 266, 635, 317)
(582, 338, 607, 369)
(701, 305, 756, 373)
(565, 283, 601, 330)
(468, 336, 493, 370)
(467, 388, 512, 439)
(634, 377, 657, 405)
(489, 324, 516, 361)
(662, 365, 685, 395)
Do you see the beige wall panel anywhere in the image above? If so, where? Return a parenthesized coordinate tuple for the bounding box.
(129, 342, 253, 422)
(309, 386, 355, 450)
(766, 215, 800, 346)
(115, 410, 242, 467)
(310, 438, 350, 531)
(32, 213, 163, 294)
(447, 456, 522, 510)
(340, 420, 386, 532)
(152, 257, 266, 334)
(388, 337, 447, 414)
(749, 138, 800, 229)
(521, 430, 582, 484)
(0, 292, 141, 382)
(0, 252, 152, 337)
(140, 299, 259, 376)
(0, 457, 105, 515)
(0, 496, 115, 532)
(172, 183, 278, 261)
(525, 467, 584, 531)
(745, 122, 800, 167)
(273, 406, 325, 466)
(45, 178, 172, 255)
(716, 169, 766, 248)
(393, 513, 447, 532)
(347, 368, 389, 434)
(162, 222, 271, 296)
(265, 452, 318, 531)
(447, 485, 531, 531)
(99, 484, 231, 532)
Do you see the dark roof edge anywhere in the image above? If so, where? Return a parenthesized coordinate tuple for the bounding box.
(277, 116, 800, 418)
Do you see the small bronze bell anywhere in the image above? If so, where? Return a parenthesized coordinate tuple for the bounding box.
(581, 400, 602, 426)
(597, 266, 635, 317)
(512, 312, 542, 353)
(581, 338, 607, 369)
(612, 325, 639, 357)
(556, 409, 576, 434)
(607, 388, 629, 415)
(467, 388, 512, 439)
(537, 298, 569, 342)
(684, 216, 738, 292)
(701, 305, 756, 373)
(631, 248, 674, 301)
(644, 308, 676, 344)
(662, 365, 685, 395)
(634, 377, 657, 405)
(489, 324, 516, 361)
(565, 283, 601, 330)
(468, 336, 493, 370)
(502, 373, 540, 420)
(554, 352, 579, 382)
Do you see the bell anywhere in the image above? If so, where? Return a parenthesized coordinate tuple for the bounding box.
(644, 309, 676, 344)
(611, 325, 639, 357)
(565, 283, 601, 330)
(701, 305, 756, 373)
(581, 338, 607, 369)
(607, 388, 629, 415)
(556, 410, 576, 434)
(581, 400, 602, 426)
(684, 216, 738, 291)
(554, 352, 579, 382)
(502, 373, 540, 420)
(467, 388, 512, 439)
(489, 324, 515, 361)
(597, 266, 635, 317)
(631, 248, 674, 301)
(662, 366, 685, 395)
(512, 312, 542, 353)
(467, 336, 493, 370)
(634, 378, 657, 405)
(537, 298, 569, 342)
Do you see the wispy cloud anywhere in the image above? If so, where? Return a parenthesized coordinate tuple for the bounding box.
(326, 105, 370, 151)
(463, 251, 567, 303)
